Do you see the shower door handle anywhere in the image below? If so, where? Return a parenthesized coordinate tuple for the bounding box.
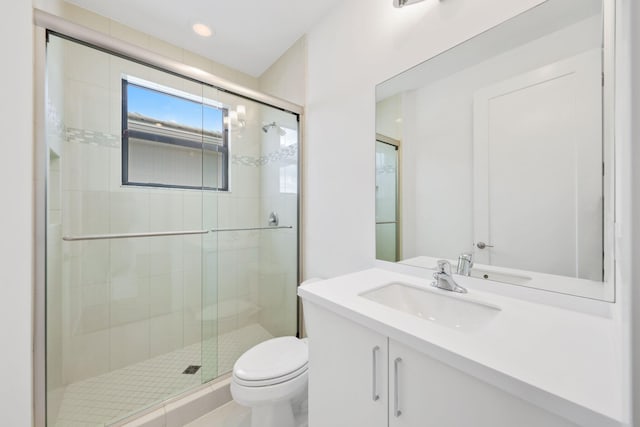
(210, 225, 293, 232)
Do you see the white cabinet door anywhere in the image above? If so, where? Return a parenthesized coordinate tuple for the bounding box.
(304, 302, 388, 427)
(389, 339, 577, 427)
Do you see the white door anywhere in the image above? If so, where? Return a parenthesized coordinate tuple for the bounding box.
(473, 49, 602, 280)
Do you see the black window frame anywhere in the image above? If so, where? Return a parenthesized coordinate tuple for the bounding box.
(121, 79, 229, 191)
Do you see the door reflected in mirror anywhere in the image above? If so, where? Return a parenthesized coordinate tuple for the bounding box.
(375, 0, 614, 301)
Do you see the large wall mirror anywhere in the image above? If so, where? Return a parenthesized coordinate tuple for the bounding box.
(375, 0, 615, 301)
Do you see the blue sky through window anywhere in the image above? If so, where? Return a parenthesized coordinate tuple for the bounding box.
(127, 83, 223, 133)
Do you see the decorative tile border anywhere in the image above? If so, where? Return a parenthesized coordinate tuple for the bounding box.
(46, 101, 65, 139)
(232, 143, 298, 167)
(376, 165, 397, 174)
(62, 126, 297, 167)
(66, 127, 120, 148)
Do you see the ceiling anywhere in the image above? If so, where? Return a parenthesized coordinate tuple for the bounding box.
(65, 0, 341, 77)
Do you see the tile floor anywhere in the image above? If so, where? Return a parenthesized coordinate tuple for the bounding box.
(51, 324, 273, 426)
(185, 401, 251, 427)
(186, 399, 309, 427)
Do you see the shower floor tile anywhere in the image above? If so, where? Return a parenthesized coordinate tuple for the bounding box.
(52, 323, 273, 426)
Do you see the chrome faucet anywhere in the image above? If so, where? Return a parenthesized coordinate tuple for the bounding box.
(456, 252, 474, 276)
(432, 260, 467, 293)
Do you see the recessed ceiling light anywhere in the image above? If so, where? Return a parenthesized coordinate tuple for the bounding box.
(192, 23, 213, 37)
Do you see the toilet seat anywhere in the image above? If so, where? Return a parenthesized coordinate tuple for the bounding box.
(233, 336, 308, 387)
(234, 363, 308, 387)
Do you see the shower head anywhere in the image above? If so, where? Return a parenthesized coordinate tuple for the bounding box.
(262, 122, 286, 135)
(261, 122, 276, 133)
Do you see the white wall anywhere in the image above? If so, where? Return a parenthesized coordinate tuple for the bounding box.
(375, 94, 402, 141)
(259, 36, 307, 107)
(629, 0, 640, 422)
(37, 1, 259, 91)
(0, 1, 33, 426)
(303, 0, 546, 278)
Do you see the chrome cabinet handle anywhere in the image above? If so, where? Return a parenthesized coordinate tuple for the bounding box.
(394, 357, 402, 417)
(372, 346, 380, 401)
(476, 241, 494, 249)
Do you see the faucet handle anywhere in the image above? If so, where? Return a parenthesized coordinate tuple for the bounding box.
(460, 252, 473, 263)
(436, 260, 452, 275)
(456, 252, 474, 276)
(460, 252, 473, 268)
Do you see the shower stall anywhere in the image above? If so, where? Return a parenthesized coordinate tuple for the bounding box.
(42, 28, 300, 426)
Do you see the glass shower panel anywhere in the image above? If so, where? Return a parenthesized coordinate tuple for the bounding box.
(256, 105, 299, 340)
(45, 35, 217, 426)
(200, 87, 223, 383)
(203, 86, 299, 376)
(375, 141, 399, 262)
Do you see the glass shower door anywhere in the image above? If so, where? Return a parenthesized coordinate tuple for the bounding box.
(375, 140, 399, 262)
(45, 34, 217, 426)
(201, 86, 299, 377)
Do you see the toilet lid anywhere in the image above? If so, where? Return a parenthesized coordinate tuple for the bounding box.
(233, 337, 308, 384)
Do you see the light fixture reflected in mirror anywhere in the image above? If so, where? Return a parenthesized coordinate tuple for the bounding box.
(225, 105, 246, 131)
(236, 105, 246, 122)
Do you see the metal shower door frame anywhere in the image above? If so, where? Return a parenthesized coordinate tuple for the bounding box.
(33, 11, 304, 426)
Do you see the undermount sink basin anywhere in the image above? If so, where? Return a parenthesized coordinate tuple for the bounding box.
(360, 282, 500, 332)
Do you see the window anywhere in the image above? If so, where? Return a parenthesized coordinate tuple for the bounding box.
(122, 78, 229, 190)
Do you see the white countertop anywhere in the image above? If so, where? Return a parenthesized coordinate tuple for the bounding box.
(400, 255, 612, 302)
(298, 268, 624, 427)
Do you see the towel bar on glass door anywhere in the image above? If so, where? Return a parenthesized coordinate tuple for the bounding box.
(210, 226, 293, 232)
(62, 229, 210, 241)
(62, 226, 294, 241)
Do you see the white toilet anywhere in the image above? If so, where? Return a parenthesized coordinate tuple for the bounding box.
(230, 336, 309, 427)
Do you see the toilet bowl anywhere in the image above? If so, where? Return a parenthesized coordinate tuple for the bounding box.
(230, 336, 309, 427)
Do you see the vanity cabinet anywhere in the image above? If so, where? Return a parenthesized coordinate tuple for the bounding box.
(388, 339, 576, 427)
(305, 301, 577, 427)
(305, 302, 388, 427)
